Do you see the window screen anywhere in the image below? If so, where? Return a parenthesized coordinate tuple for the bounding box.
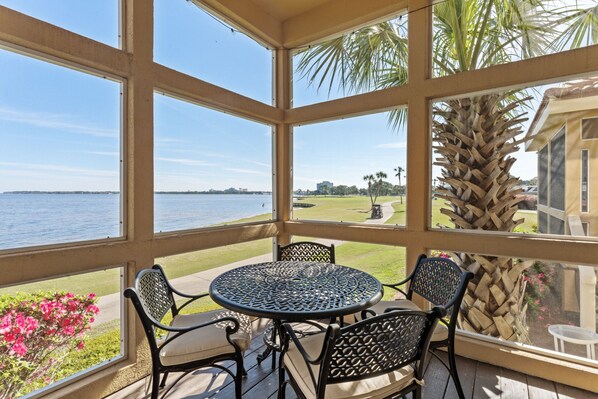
(538, 211, 548, 234)
(549, 216, 564, 235)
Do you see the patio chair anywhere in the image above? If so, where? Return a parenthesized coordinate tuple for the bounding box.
(124, 265, 251, 399)
(278, 307, 446, 399)
(255, 241, 335, 368)
(277, 241, 335, 264)
(355, 254, 474, 399)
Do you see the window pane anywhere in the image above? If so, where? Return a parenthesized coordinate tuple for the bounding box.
(154, 93, 272, 233)
(292, 14, 408, 107)
(539, 146, 548, 206)
(550, 130, 566, 211)
(0, 267, 123, 397)
(293, 111, 407, 225)
(432, 1, 598, 77)
(431, 76, 598, 239)
(0, 49, 122, 251)
(582, 118, 598, 140)
(0, 0, 120, 48)
(436, 250, 598, 366)
(582, 150, 589, 213)
(154, 0, 272, 104)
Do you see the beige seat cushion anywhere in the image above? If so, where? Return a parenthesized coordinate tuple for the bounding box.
(284, 332, 415, 399)
(159, 310, 252, 366)
(360, 300, 448, 342)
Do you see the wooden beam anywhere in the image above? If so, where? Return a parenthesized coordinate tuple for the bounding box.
(152, 222, 280, 258)
(286, 85, 408, 125)
(0, 6, 130, 78)
(154, 64, 283, 125)
(424, 45, 598, 101)
(283, 0, 408, 48)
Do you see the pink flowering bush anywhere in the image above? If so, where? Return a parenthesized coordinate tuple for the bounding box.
(523, 262, 557, 323)
(0, 291, 99, 399)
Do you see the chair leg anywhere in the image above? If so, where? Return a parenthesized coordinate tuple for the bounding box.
(447, 343, 465, 399)
(151, 368, 160, 399)
(412, 386, 422, 399)
(235, 355, 244, 399)
(159, 371, 169, 388)
(278, 368, 287, 399)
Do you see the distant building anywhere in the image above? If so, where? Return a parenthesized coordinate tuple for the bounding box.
(524, 77, 598, 236)
(316, 181, 333, 194)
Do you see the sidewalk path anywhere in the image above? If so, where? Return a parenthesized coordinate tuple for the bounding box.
(94, 201, 398, 326)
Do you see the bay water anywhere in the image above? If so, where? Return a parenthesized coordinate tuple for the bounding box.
(0, 193, 272, 250)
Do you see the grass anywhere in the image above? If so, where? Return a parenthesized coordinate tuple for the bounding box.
(293, 195, 399, 222)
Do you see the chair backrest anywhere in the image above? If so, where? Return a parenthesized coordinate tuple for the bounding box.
(277, 241, 335, 263)
(124, 265, 176, 340)
(319, 309, 442, 396)
(409, 256, 471, 315)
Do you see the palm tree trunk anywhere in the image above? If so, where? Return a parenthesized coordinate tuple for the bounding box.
(434, 93, 532, 343)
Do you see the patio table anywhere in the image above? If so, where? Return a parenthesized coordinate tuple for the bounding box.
(209, 260, 383, 368)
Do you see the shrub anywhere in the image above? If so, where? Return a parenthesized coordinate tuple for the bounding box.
(0, 291, 99, 399)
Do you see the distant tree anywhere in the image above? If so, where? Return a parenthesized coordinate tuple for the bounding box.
(348, 185, 360, 195)
(375, 171, 387, 201)
(394, 166, 404, 204)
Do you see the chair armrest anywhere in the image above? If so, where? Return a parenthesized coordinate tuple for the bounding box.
(160, 315, 241, 349)
(281, 323, 339, 365)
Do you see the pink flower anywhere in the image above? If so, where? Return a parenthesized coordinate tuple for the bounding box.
(88, 293, 96, 300)
(11, 342, 27, 357)
(77, 341, 85, 350)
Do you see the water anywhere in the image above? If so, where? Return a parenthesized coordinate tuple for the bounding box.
(0, 193, 272, 250)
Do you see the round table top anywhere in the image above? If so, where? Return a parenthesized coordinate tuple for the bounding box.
(209, 261, 383, 322)
(548, 324, 598, 344)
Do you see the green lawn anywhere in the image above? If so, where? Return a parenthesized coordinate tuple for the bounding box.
(293, 195, 399, 222)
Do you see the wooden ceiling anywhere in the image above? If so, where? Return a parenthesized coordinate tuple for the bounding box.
(200, 0, 408, 48)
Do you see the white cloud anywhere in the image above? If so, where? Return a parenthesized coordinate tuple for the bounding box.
(0, 107, 118, 138)
(83, 151, 120, 157)
(155, 157, 215, 166)
(247, 160, 271, 168)
(376, 141, 407, 149)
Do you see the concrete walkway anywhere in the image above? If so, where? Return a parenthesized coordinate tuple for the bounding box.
(94, 201, 398, 326)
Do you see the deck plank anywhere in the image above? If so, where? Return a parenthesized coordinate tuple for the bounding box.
(556, 383, 598, 399)
(473, 361, 502, 399)
(527, 375, 558, 399)
(500, 368, 529, 399)
(422, 353, 450, 398)
(442, 351, 477, 399)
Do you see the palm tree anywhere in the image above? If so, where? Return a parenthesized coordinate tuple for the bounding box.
(295, 0, 598, 342)
(375, 171, 388, 203)
(394, 166, 404, 204)
(363, 174, 376, 208)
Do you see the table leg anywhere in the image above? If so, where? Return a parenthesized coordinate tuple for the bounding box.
(553, 336, 559, 352)
(256, 319, 281, 371)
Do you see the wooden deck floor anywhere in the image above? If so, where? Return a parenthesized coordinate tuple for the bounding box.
(108, 320, 596, 399)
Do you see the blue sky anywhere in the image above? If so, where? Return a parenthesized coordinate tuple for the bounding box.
(0, 1, 546, 194)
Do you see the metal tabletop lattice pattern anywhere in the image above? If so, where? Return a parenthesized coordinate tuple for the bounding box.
(210, 261, 382, 321)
